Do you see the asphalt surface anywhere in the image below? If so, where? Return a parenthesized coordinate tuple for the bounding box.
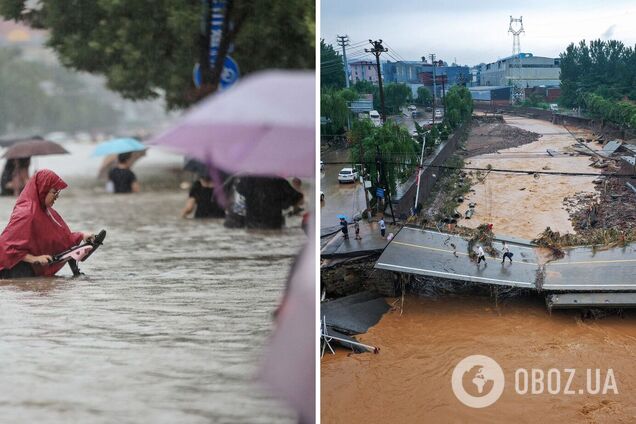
(376, 227, 538, 288)
(543, 244, 636, 291)
(376, 227, 636, 292)
(320, 149, 366, 229)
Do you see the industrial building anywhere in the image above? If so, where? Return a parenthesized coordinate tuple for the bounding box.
(477, 52, 560, 88)
(382, 60, 470, 98)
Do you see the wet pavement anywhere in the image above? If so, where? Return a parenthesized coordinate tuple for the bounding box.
(543, 244, 636, 291)
(376, 227, 636, 292)
(0, 157, 306, 422)
(320, 149, 366, 230)
(376, 227, 539, 288)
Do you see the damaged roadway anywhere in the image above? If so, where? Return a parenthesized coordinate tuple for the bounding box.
(376, 226, 636, 292)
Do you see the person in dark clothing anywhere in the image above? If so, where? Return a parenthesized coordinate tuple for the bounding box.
(1, 157, 31, 196)
(236, 176, 303, 229)
(108, 152, 139, 194)
(0, 159, 16, 196)
(181, 174, 225, 218)
(340, 217, 349, 240)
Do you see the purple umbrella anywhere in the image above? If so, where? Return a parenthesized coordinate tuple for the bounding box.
(260, 218, 315, 423)
(149, 70, 315, 178)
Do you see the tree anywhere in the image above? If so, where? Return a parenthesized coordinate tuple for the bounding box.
(0, 47, 120, 134)
(416, 87, 433, 107)
(353, 79, 375, 94)
(559, 39, 636, 108)
(320, 39, 345, 89)
(320, 88, 358, 137)
(383, 83, 411, 114)
(0, 0, 314, 109)
(444, 85, 472, 129)
(350, 120, 418, 194)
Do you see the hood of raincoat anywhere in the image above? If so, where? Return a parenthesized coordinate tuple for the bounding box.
(0, 169, 83, 276)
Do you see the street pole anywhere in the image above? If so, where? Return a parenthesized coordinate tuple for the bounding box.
(336, 35, 350, 88)
(414, 135, 426, 213)
(359, 132, 370, 214)
(430, 53, 436, 127)
(375, 146, 383, 215)
(441, 67, 446, 118)
(366, 40, 388, 124)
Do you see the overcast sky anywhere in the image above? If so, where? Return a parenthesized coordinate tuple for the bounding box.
(321, 0, 636, 66)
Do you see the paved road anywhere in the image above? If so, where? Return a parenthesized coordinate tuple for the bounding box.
(376, 227, 636, 292)
(376, 227, 538, 288)
(320, 149, 366, 229)
(543, 244, 636, 291)
(320, 109, 435, 230)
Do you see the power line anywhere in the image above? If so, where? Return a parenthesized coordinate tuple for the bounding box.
(321, 161, 630, 177)
(383, 42, 408, 62)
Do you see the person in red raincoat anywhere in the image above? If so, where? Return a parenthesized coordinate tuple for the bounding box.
(0, 169, 94, 278)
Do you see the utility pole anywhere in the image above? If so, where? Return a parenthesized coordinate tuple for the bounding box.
(440, 66, 446, 118)
(413, 135, 426, 214)
(336, 35, 350, 88)
(375, 146, 396, 224)
(358, 128, 370, 213)
(366, 39, 388, 123)
(430, 53, 437, 127)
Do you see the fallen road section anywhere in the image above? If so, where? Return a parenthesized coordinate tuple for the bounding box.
(376, 226, 636, 293)
(375, 227, 538, 288)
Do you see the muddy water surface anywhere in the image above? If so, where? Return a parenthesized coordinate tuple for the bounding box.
(321, 295, 636, 423)
(0, 189, 305, 423)
(462, 116, 601, 239)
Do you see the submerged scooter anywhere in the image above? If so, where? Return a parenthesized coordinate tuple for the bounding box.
(49, 230, 107, 276)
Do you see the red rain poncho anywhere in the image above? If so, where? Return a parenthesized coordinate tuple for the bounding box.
(0, 169, 83, 276)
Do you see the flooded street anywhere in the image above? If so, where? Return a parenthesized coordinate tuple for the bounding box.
(0, 185, 305, 423)
(322, 295, 636, 423)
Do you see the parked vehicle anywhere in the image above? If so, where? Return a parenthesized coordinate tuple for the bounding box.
(338, 167, 359, 184)
(368, 110, 381, 127)
(407, 105, 417, 112)
(434, 109, 443, 119)
(549, 103, 559, 112)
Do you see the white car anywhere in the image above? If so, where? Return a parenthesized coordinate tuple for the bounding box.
(434, 109, 443, 119)
(368, 110, 382, 127)
(338, 167, 358, 184)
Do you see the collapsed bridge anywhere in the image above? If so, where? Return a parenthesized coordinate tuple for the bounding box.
(375, 227, 636, 309)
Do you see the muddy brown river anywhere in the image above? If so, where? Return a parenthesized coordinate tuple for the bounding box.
(0, 187, 305, 423)
(321, 294, 636, 423)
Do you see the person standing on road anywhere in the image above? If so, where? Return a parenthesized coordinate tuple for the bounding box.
(476, 245, 487, 266)
(354, 220, 361, 240)
(379, 217, 386, 238)
(340, 217, 349, 240)
(501, 242, 513, 264)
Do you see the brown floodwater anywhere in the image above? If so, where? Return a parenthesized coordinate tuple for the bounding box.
(321, 294, 636, 423)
